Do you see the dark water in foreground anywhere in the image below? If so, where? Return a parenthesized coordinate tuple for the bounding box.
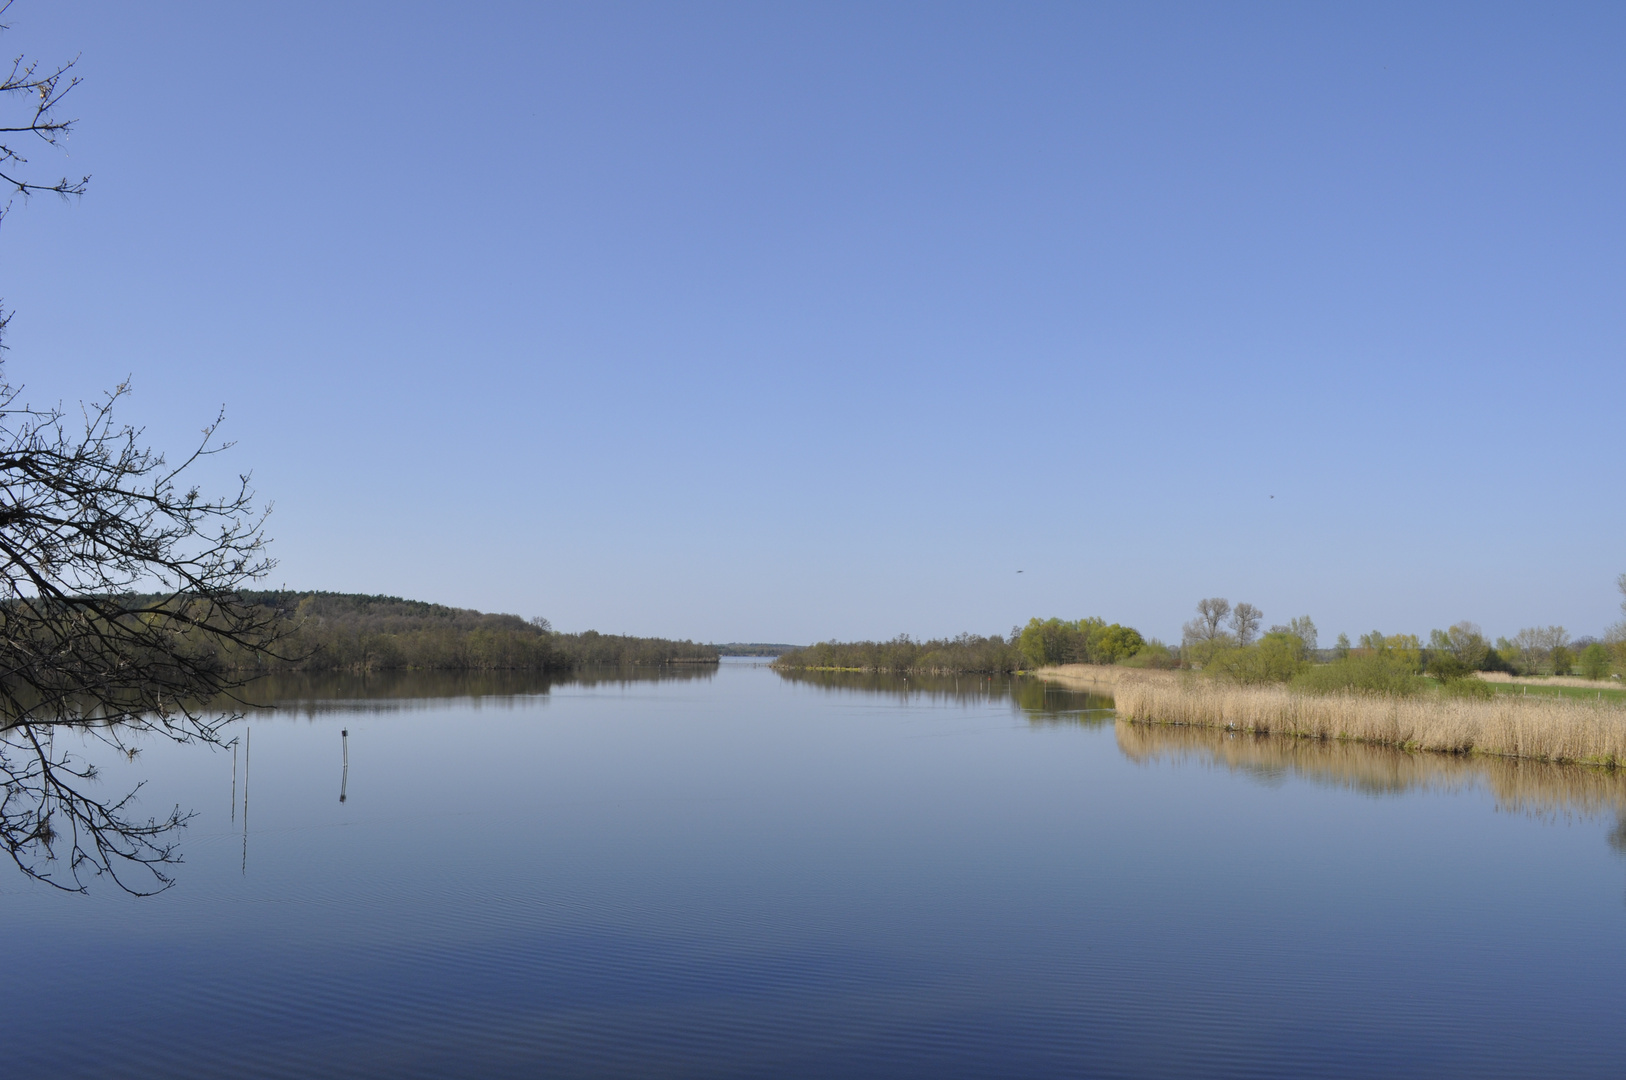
(8, 660, 1626, 1078)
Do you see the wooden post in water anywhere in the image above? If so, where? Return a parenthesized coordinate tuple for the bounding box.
(340, 729, 349, 803)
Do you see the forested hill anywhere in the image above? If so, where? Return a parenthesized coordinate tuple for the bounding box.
(226, 591, 719, 672)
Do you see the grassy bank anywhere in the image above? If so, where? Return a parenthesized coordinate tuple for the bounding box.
(1103, 669, 1626, 766)
(1466, 671, 1626, 704)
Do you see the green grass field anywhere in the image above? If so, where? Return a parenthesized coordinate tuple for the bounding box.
(1419, 676, 1626, 704)
(1493, 681, 1626, 703)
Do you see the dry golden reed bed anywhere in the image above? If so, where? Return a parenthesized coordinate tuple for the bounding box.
(1040, 665, 1626, 766)
(1032, 663, 1142, 690)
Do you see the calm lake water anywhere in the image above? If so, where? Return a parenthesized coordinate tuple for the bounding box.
(8, 659, 1626, 1078)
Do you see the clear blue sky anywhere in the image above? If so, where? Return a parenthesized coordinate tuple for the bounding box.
(5, 2, 1623, 645)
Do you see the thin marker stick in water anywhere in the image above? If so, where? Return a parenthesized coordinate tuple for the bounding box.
(241, 727, 250, 875)
(340, 729, 349, 803)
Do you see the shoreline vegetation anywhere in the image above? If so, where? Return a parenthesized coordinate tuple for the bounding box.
(715, 643, 801, 657)
(1039, 664, 1626, 767)
(771, 617, 1179, 674)
(215, 592, 719, 672)
(776, 586, 1626, 765)
(772, 633, 1024, 674)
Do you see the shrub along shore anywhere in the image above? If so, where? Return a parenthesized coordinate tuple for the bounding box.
(1042, 665, 1626, 767)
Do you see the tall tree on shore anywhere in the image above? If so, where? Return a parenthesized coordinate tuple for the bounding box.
(1182, 597, 1232, 663)
(1230, 603, 1263, 647)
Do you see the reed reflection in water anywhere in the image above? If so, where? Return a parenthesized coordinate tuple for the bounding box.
(1117, 719, 1626, 848)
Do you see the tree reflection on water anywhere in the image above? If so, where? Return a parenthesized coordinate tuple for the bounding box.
(0, 722, 191, 894)
(237, 664, 718, 716)
(2, 666, 717, 893)
(771, 667, 1114, 722)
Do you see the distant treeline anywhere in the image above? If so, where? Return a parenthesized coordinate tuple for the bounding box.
(774, 633, 1025, 674)
(772, 617, 1178, 674)
(715, 643, 802, 657)
(118, 591, 719, 673)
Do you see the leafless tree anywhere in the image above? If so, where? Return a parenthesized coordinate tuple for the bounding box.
(1286, 616, 1317, 652)
(0, 376, 282, 730)
(1611, 576, 1626, 653)
(0, 1, 87, 210)
(0, 10, 285, 891)
(1511, 625, 1568, 675)
(1230, 602, 1262, 647)
(0, 371, 287, 890)
(1194, 598, 1230, 639)
(1181, 597, 1232, 663)
(0, 1, 87, 346)
(0, 725, 188, 893)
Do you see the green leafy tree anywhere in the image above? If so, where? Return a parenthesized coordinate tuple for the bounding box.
(1550, 644, 1574, 676)
(1426, 651, 1471, 682)
(1360, 632, 1422, 673)
(1209, 631, 1309, 685)
(1018, 617, 1087, 667)
(781, 632, 1022, 673)
(1292, 653, 1426, 697)
(1269, 616, 1318, 660)
(1016, 616, 1143, 667)
(1093, 623, 1145, 663)
(1579, 642, 1611, 681)
(1120, 638, 1179, 669)
(1428, 622, 1491, 670)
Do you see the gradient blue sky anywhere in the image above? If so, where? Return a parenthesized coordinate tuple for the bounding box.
(4, 2, 1623, 645)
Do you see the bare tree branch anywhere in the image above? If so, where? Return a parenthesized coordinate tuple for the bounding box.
(0, 367, 291, 891)
(0, 1, 89, 208)
(0, 723, 190, 893)
(0, 6, 285, 893)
